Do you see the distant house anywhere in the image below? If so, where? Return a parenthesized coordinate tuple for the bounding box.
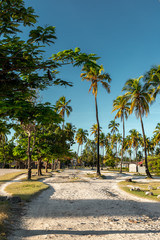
(138, 160, 144, 166)
(129, 162, 145, 174)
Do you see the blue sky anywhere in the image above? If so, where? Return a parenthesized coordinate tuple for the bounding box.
(25, 0, 160, 151)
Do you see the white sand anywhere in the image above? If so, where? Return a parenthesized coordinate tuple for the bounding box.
(5, 169, 160, 240)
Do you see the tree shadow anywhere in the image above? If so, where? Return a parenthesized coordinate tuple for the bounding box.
(12, 229, 160, 238)
(22, 184, 160, 219)
(9, 181, 160, 239)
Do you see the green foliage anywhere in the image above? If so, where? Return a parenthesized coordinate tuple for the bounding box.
(0, 201, 9, 240)
(104, 158, 116, 168)
(0, 0, 72, 125)
(108, 120, 119, 134)
(148, 156, 160, 173)
(119, 181, 160, 201)
(52, 48, 100, 68)
(81, 139, 96, 166)
(0, 171, 26, 186)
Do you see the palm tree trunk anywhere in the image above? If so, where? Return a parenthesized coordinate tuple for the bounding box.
(76, 144, 80, 168)
(136, 147, 138, 172)
(95, 96, 101, 176)
(139, 114, 152, 178)
(62, 111, 65, 130)
(101, 145, 105, 170)
(120, 115, 125, 173)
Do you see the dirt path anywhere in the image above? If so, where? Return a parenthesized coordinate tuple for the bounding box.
(0, 174, 26, 196)
(8, 169, 160, 240)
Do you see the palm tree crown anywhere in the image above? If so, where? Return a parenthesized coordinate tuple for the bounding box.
(112, 95, 130, 122)
(75, 128, 88, 146)
(108, 120, 119, 135)
(81, 65, 111, 97)
(122, 76, 152, 178)
(56, 96, 72, 128)
(122, 76, 151, 118)
(153, 123, 160, 145)
(90, 123, 102, 142)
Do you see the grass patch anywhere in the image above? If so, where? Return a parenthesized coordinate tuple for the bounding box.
(118, 181, 160, 201)
(5, 181, 49, 201)
(86, 173, 106, 179)
(0, 201, 10, 240)
(0, 171, 27, 186)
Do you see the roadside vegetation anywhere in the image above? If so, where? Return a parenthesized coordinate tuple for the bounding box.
(5, 181, 49, 201)
(0, 171, 26, 187)
(119, 181, 160, 201)
(0, 170, 52, 238)
(1, 0, 160, 181)
(0, 202, 9, 240)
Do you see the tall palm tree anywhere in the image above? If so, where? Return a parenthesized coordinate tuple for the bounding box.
(146, 137, 154, 156)
(56, 96, 72, 129)
(75, 128, 88, 160)
(112, 95, 130, 173)
(152, 123, 160, 154)
(144, 66, 160, 99)
(110, 133, 118, 156)
(108, 120, 120, 158)
(122, 76, 152, 178)
(108, 120, 120, 135)
(105, 133, 111, 157)
(129, 129, 141, 167)
(81, 65, 111, 176)
(90, 123, 102, 143)
(99, 132, 105, 169)
(153, 123, 160, 144)
(127, 149, 132, 162)
(116, 132, 122, 154)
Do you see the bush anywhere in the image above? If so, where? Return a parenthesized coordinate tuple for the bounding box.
(148, 156, 160, 174)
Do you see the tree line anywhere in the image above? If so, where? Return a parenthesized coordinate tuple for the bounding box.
(1, 0, 160, 179)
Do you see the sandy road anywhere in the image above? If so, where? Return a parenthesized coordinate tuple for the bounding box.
(8, 169, 160, 240)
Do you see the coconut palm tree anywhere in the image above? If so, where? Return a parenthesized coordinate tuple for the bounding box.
(99, 132, 105, 169)
(144, 66, 160, 99)
(108, 120, 120, 135)
(152, 123, 160, 154)
(116, 132, 122, 154)
(122, 76, 152, 178)
(153, 123, 160, 143)
(142, 137, 154, 156)
(75, 128, 88, 163)
(105, 133, 111, 157)
(56, 96, 72, 129)
(108, 120, 120, 158)
(81, 65, 111, 176)
(129, 129, 141, 167)
(90, 123, 102, 143)
(127, 149, 133, 162)
(112, 95, 130, 173)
